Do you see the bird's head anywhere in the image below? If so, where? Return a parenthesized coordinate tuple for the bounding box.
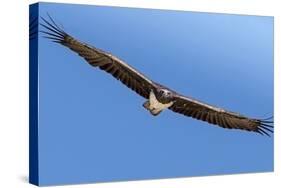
(157, 89, 173, 103)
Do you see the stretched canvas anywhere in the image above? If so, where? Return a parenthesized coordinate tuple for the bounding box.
(29, 2, 274, 186)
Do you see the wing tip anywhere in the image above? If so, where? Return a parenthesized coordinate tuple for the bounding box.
(255, 117, 274, 137)
(39, 13, 68, 44)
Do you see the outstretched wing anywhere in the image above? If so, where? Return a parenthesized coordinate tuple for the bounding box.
(169, 94, 273, 136)
(40, 16, 156, 99)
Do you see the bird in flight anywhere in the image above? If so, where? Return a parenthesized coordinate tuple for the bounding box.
(40, 15, 273, 136)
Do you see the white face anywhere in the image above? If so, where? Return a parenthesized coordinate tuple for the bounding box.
(162, 89, 170, 96)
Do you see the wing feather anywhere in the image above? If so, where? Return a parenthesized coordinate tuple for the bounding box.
(169, 94, 273, 135)
(40, 16, 156, 99)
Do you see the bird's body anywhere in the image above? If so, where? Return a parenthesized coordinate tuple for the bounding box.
(143, 90, 174, 116)
(40, 15, 273, 136)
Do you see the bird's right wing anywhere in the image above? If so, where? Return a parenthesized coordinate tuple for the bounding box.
(40, 16, 157, 99)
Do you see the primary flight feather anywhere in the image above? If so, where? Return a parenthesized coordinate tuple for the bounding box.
(40, 16, 273, 136)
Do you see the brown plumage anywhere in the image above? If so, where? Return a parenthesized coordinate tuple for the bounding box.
(40, 15, 273, 136)
(168, 94, 273, 135)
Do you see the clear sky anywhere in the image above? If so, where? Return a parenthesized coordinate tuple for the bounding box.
(36, 2, 273, 186)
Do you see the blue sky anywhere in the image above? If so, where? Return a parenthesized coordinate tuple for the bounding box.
(36, 2, 273, 186)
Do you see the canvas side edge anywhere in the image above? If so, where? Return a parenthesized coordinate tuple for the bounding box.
(29, 3, 39, 186)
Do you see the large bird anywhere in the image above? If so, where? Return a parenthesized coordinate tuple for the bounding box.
(40, 16, 273, 136)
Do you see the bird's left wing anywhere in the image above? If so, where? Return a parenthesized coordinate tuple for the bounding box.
(40, 16, 156, 99)
(169, 93, 273, 136)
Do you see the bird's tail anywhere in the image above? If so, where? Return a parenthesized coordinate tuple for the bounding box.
(143, 101, 162, 116)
